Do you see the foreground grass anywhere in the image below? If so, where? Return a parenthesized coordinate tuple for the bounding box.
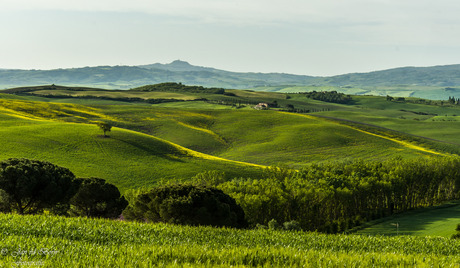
(356, 201, 460, 237)
(0, 214, 460, 267)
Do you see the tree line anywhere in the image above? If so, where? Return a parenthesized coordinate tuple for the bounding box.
(2, 157, 460, 234)
(191, 157, 460, 233)
(22, 92, 193, 104)
(302, 91, 353, 104)
(131, 82, 226, 94)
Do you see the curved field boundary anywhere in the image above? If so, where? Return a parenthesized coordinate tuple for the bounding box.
(280, 112, 449, 157)
(175, 121, 227, 144)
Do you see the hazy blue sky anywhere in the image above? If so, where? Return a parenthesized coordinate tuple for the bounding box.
(1, 0, 460, 76)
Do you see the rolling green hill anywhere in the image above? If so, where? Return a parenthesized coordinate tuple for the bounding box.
(0, 109, 264, 191)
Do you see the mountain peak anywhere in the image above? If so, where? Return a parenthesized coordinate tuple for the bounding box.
(169, 60, 191, 66)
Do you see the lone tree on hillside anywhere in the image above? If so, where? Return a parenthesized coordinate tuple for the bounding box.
(97, 122, 112, 137)
(123, 184, 248, 228)
(0, 158, 78, 214)
(70, 177, 128, 218)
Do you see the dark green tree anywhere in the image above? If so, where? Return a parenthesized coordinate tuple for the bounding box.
(0, 158, 77, 214)
(97, 122, 112, 137)
(69, 177, 128, 218)
(123, 184, 247, 228)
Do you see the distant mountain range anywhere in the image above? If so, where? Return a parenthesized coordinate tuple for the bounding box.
(1, 60, 460, 90)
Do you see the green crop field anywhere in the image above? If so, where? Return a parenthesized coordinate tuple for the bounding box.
(0, 214, 460, 267)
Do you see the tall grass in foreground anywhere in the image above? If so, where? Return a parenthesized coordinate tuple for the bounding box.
(0, 214, 459, 267)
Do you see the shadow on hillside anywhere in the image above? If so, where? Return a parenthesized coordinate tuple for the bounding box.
(110, 136, 185, 163)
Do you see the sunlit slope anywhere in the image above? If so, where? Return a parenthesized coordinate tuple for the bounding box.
(210, 110, 439, 167)
(0, 114, 262, 191)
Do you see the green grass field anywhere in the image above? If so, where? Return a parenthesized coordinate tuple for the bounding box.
(356, 201, 460, 237)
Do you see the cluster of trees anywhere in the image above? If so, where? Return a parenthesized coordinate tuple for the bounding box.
(387, 95, 460, 106)
(0, 158, 127, 218)
(448, 96, 460, 105)
(302, 91, 352, 104)
(123, 184, 247, 228)
(386, 96, 406, 102)
(0, 158, 247, 228)
(280, 106, 332, 113)
(192, 157, 460, 233)
(132, 82, 226, 94)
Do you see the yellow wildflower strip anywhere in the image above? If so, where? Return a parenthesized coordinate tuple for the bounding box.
(64, 104, 119, 122)
(347, 126, 448, 156)
(0, 106, 48, 121)
(0, 99, 119, 123)
(116, 127, 267, 169)
(280, 112, 448, 157)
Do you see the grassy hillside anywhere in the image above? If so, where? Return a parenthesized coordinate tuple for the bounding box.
(211, 110, 441, 166)
(356, 201, 460, 238)
(0, 110, 263, 191)
(1, 89, 455, 173)
(0, 213, 459, 267)
(316, 95, 460, 147)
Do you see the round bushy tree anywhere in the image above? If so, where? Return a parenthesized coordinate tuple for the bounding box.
(123, 184, 247, 228)
(0, 158, 77, 214)
(70, 177, 128, 218)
